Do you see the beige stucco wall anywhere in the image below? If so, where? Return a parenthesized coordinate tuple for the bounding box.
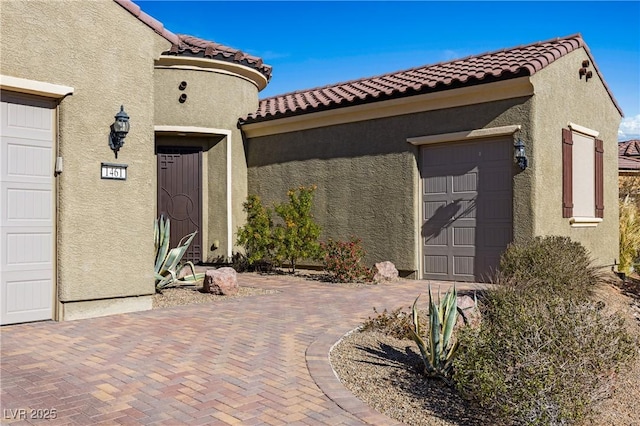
(154, 65, 260, 260)
(246, 97, 533, 274)
(1, 1, 171, 318)
(530, 48, 622, 268)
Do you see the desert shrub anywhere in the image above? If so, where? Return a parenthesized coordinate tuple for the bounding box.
(236, 187, 322, 273)
(236, 195, 277, 268)
(498, 236, 600, 300)
(453, 287, 636, 425)
(361, 307, 416, 339)
(321, 237, 373, 282)
(273, 185, 322, 272)
(619, 196, 640, 275)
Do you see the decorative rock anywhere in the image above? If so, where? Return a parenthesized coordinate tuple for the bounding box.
(203, 267, 239, 296)
(456, 295, 481, 328)
(373, 261, 399, 283)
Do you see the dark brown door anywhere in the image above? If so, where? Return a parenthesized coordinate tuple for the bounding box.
(157, 146, 202, 263)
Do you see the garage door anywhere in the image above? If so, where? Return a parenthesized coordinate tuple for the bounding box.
(1, 94, 55, 325)
(421, 138, 512, 281)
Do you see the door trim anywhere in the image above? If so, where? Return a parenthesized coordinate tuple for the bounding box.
(408, 124, 521, 146)
(1, 74, 74, 99)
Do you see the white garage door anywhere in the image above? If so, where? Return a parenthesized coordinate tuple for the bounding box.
(1, 93, 55, 325)
(421, 138, 513, 282)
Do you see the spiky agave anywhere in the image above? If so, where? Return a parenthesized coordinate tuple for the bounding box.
(154, 216, 204, 292)
(408, 285, 459, 380)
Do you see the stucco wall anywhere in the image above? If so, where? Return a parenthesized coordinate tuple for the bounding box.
(1, 1, 171, 314)
(530, 49, 621, 267)
(154, 66, 260, 259)
(246, 97, 532, 273)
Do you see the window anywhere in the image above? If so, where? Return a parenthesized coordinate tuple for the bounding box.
(562, 124, 604, 227)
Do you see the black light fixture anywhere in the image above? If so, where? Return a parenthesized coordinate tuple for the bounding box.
(514, 138, 528, 170)
(109, 105, 130, 158)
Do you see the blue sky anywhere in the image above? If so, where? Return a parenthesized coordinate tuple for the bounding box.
(137, 1, 640, 140)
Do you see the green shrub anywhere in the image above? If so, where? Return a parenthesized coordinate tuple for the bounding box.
(498, 236, 600, 300)
(273, 185, 322, 273)
(619, 196, 640, 275)
(321, 237, 373, 283)
(236, 187, 322, 273)
(453, 287, 636, 425)
(236, 195, 277, 269)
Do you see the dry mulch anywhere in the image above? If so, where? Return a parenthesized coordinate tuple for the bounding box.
(330, 276, 640, 426)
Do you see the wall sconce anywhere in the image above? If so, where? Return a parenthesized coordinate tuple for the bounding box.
(514, 138, 528, 170)
(109, 105, 130, 158)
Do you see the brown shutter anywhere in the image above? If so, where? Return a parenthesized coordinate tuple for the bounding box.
(595, 138, 604, 218)
(562, 128, 573, 218)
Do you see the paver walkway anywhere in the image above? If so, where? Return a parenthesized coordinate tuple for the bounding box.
(1, 274, 485, 425)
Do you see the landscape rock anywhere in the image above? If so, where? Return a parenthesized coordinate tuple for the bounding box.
(203, 267, 239, 296)
(456, 294, 481, 328)
(373, 261, 399, 283)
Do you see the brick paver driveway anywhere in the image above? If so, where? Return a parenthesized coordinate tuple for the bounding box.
(1, 274, 485, 425)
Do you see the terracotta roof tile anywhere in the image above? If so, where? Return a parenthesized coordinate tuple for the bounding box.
(165, 35, 272, 80)
(243, 34, 622, 124)
(619, 140, 640, 157)
(113, 0, 179, 45)
(619, 155, 640, 171)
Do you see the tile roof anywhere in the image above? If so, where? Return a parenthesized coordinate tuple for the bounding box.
(114, 1, 271, 80)
(113, 0, 179, 45)
(243, 34, 621, 124)
(164, 35, 272, 80)
(619, 155, 640, 171)
(619, 139, 640, 157)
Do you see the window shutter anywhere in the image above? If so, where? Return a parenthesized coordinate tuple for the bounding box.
(562, 128, 573, 218)
(595, 138, 604, 218)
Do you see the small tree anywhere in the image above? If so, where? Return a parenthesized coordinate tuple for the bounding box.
(273, 185, 321, 273)
(236, 195, 276, 268)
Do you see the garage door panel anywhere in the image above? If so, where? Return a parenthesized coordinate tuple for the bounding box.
(481, 225, 512, 248)
(1, 97, 54, 325)
(453, 256, 475, 277)
(479, 198, 512, 221)
(453, 227, 475, 246)
(1, 99, 53, 140)
(422, 138, 513, 282)
(2, 182, 53, 227)
(2, 270, 53, 324)
(452, 172, 477, 193)
(423, 176, 447, 194)
(3, 228, 53, 268)
(2, 139, 53, 182)
(424, 255, 448, 275)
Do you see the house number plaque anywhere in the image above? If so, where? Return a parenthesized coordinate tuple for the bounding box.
(101, 163, 128, 180)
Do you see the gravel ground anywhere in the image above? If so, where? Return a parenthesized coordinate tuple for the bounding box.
(331, 280, 640, 426)
(152, 285, 278, 309)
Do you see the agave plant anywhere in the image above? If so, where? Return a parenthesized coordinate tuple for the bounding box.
(408, 285, 460, 380)
(154, 216, 204, 292)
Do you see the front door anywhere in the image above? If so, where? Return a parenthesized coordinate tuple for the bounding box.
(157, 146, 202, 263)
